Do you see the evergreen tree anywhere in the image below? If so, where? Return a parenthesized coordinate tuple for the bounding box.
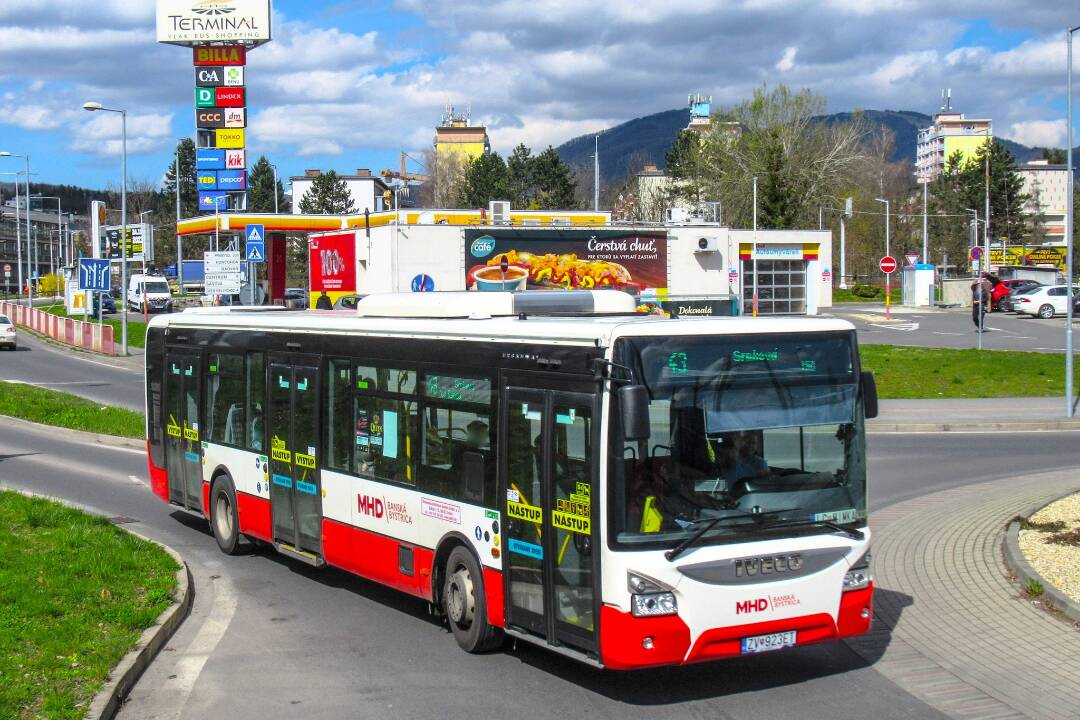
(457, 152, 509, 207)
(664, 130, 701, 181)
(531, 147, 577, 210)
(248, 156, 287, 213)
(298, 170, 356, 214)
(162, 138, 198, 220)
(755, 129, 803, 229)
(1042, 147, 1067, 164)
(506, 144, 535, 208)
(960, 140, 1029, 246)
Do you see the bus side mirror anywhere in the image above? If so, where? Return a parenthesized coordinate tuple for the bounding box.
(860, 371, 879, 419)
(618, 384, 651, 441)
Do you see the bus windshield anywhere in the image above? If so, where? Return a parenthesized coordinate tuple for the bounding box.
(611, 331, 867, 548)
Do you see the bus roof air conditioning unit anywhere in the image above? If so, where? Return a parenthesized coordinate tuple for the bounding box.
(489, 201, 511, 225)
(695, 236, 720, 253)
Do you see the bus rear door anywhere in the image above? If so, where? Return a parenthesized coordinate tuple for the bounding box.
(502, 385, 598, 655)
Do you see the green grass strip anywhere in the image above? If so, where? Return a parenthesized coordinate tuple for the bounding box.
(861, 344, 1075, 399)
(0, 491, 178, 719)
(40, 304, 148, 350)
(0, 382, 143, 438)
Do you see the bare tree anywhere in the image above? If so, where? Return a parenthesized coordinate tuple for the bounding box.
(416, 148, 467, 208)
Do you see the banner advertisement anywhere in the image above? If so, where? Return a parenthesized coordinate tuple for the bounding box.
(196, 108, 225, 128)
(222, 66, 245, 86)
(216, 169, 247, 191)
(225, 149, 246, 169)
(215, 87, 245, 107)
(104, 224, 152, 262)
(158, 2, 271, 46)
(214, 128, 245, 148)
(196, 149, 226, 170)
(223, 107, 245, 128)
(987, 246, 1066, 269)
(463, 228, 668, 292)
(195, 67, 224, 86)
(309, 232, 356, 293)
(198, 191, 229, 211)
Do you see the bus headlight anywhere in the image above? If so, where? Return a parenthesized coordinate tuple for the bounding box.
(632, 592, 678, 617)
(843, 551, 872, 592)
(628, 572, 678, 617)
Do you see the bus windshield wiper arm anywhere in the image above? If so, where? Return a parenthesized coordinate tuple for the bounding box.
(763, 518, 865, 540)
(664, 508, 797, 562)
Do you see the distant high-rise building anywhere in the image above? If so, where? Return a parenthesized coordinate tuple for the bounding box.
(916, 107, 992, 182)
(434, 105, 490, 163)
(687, 94, 712, 133)
(1018, 159, 1070, 245)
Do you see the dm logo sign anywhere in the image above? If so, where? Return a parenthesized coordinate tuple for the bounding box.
(470, 235, 495, 258)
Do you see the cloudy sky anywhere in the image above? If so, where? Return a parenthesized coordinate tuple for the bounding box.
(0, 0, 1076, 192)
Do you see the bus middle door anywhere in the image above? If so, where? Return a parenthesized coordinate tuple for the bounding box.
(164, 351, 203, 511)
(502, 386, 597, 655)
(267, 361, 323, 559)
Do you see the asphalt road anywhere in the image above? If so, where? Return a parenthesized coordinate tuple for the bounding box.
(830, 303, 1076, 352)
(3, 420, 1078, 719)
(0, 330, 143, 410)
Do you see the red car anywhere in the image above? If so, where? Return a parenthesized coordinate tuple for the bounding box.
(987, 277, 1042, 311)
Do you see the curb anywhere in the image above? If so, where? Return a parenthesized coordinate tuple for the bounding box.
(868, 420, 1080, 433)
(84, 530, 193, 720)
(0, 414, 144, 450)
(1002, 491, 1080, 625)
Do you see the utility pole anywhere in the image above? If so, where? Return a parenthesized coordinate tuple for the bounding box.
(875, 198, 891, 319)
(176, 141, 184, 292)
(752, 176, 759, 318)
(840, 197, 852, 289)
(1066, 25, 1079, 417)
(593, 135, 600, 212)
(922, 180, 929, 264)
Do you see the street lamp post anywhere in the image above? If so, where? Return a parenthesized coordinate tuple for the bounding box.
(176, 140, 185, 292)
(875, 198, 891, 319)
(82, 102, 128, 355)
(0, 152, 32, 304)
(1066, 25, 1079, 417)
(270, 163, 280, 214)
(752, 176, 758, 318)
(967, 208, 986, 349)
(0, 170, 24, 304)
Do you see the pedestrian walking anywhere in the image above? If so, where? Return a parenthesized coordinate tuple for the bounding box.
(315, 290, 333, 310)
(971, 280, 990, 331)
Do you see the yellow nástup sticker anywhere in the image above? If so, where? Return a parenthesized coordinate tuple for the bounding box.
(506, 501, 543, 524)
(552, 510, 591, 535)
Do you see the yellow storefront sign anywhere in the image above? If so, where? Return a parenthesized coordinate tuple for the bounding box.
(215, 128, 245, 149)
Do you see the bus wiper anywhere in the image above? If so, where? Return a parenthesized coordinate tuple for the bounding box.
(763, 518, 865, 540)
(664, 508, 797, 562)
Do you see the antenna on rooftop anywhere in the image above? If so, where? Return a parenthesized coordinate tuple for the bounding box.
(940, 88, 952, 112)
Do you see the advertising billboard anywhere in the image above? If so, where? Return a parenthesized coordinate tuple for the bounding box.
(196, 108, 225, 128)
(309, 232, 356, 293)
(195, 87, 215, 107)
(223, 107, 245, 128)
(463, 228, 668, 292)
(222, 66, 245, 86)
(988, 246, 1066, 269)
(215, 87, 245, 107)
(216, 169, 247, 191)
(196, 148, 226, 170)
(225, 149, 246, 169)
(191, 45, 248, 66)
(197, 171, 218, 190)
(214, 128, 245, 148)
(195, 67, 224, 86)
(157, 1, 271, 46)
(104, 224, 152, 262)
(198, 191, 229, 212)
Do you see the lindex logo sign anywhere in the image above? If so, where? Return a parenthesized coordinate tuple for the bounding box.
(215, 87, 245, 107)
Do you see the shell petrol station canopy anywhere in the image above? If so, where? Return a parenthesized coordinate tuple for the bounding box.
(174, 209, 611, 236)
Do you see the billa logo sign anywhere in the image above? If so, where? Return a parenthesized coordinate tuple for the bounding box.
(215, 87, 245, 107)
(196, 108, 225, 128)
(195, 87, 215, 107)
(195, 67, 223, 87)
(222, 66, 244, 86)
(214, 128, 245, 149)
(191, 45, 247, 66)
(223, 107, 245, 128)
(225, 149, 245, 169)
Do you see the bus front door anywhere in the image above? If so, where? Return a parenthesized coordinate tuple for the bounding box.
(267, 363, 323, 557)
(503, 387, 597, 655)
(164, 352, 202, 511)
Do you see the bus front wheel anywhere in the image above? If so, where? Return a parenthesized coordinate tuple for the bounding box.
(443, 546, 503, 653)
(210, 476, 245, 556)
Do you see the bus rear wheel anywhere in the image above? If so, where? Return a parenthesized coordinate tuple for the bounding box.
(210, 476, 245, 556)
(443, 546, 503, 653)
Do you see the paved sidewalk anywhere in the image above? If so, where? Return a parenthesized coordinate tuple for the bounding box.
(848, 469, 1080, 720)
(870, 397, 1080, 431)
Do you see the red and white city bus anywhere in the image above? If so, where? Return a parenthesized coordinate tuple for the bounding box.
(144, 290, 876, 668)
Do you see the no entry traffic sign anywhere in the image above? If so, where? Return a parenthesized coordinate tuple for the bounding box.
(879, 255, 897, 274)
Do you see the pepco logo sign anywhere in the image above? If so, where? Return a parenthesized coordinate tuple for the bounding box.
(735, 598, 769, 614)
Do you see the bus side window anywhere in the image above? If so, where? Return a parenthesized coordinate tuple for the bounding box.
(246, 352, 265, 452)
(420, 403, 493, 505)
(353, 361, 418, 486)
(207, 353, 245, 446)
(326, 359, 352, 471)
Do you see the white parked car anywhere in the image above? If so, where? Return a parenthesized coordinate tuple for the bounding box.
(1014, 285, 1080, 319)
(0, 314, 15, 349)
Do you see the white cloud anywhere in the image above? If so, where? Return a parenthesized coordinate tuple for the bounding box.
(1005, 119, 1066, 148)
(70, 111, 175, 157)
(776, 47, 798, 72)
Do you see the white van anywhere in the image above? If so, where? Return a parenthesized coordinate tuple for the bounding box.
(128, 274, 174, 313)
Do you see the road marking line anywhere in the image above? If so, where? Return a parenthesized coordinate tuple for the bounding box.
(22, 333, 139, 373)
(932, 332, 967, 336)
(2, 380, 110, 386)
(128, 475, 145, 485)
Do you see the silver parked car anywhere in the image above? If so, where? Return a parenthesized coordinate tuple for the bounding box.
(0, 314, 16, 349)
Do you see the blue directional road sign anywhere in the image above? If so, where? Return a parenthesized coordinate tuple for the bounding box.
(245, 224, 265, 263)
(78, 258, 111, 291)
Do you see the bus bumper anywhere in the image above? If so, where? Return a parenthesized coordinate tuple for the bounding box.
(599, 583, 873, 669)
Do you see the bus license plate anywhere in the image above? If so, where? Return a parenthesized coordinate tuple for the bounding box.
(741, 630, 796, 654)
